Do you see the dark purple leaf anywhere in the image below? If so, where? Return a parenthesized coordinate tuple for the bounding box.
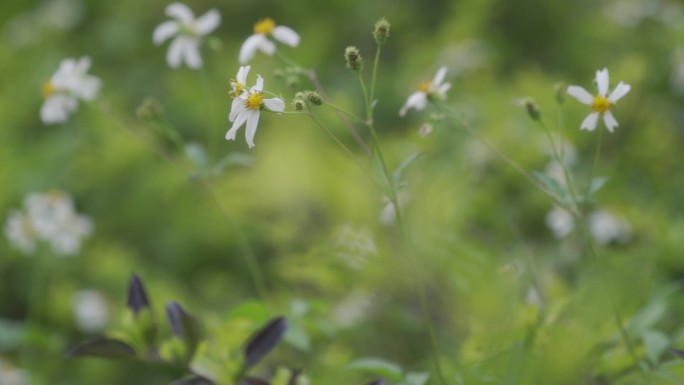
(671, 348, 684, 359)
(66, 337, 136, 359)
(244, 316, 288, 367)
(169, 376, 214, 385)
(242, 377, 271, 385)
(127, 274, 150, 315)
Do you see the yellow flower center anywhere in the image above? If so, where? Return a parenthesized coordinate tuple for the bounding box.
(253, 18, 276, 35)
(42, 80, 57, 97)
(417, 80, 431, 93)
(591, 95, 612, 113)
(245, 92, 264, 110)
(230, 80, 244, 99)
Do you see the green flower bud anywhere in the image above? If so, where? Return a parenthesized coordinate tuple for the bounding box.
(373, 18, 391, 45)
(345, 46, 363, 71)
(305, 91, 323, 106)
(524, 99, 541, 121)
(554, 82, 566, 104)
(135, 97, 163, 121)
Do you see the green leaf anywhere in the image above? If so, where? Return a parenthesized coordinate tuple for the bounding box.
(642, 330, 670, 364)
(532, 171, 568, 203)
(629, 301, 667, 334)
(347, 357, 403, 381)
(588, 176, 609, 196)
(226, 301, 270, 323)
(401, 372, 430, 385)
(284, 321, 310, 352)
(392, 152, 424, 185)
(66, 337, 137, 359)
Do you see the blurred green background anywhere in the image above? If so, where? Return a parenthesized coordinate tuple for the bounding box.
(2, 0, 684, 384)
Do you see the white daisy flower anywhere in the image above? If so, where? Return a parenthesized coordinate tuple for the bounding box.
(153, 2, 220, 69)
(4, 210, 38, 256)
(40, 56, 101, 124)
(226, 74, 285, 148)
(399, 66, 451, 117)
(229, 65, 251, 118)
(567, 68, 631, 132)
(545, 206, 575, 239)
(239, 18, 300, 64)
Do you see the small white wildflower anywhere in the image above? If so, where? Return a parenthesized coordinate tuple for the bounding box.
(567, 68, 631, 132)
(40, 56, 101, 124)
(229, 65, 251, 118)
(226, 74, 285, 148)
(239, 18, 300, 64)
(399, 66, 451, 117)
(4, 210, 38, 256)
(588, 210, 632, 245)
(153, 2, 220, 69)
(5, 190, 92, 257)
(545, 206, 575, 239)
(73, 290, 109, 332)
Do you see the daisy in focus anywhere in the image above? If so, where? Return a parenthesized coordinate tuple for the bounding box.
(226, 69, 285, 148)
(239, 18, 300, 64)
(40, 56, 101, 124)
(566, 68, 631, 132)
(153, 2, 220, 69)
(399, 66, 451, 117)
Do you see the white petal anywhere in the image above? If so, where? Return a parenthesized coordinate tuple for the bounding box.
(596, 68, 609, 96)
(399, 92, 427, 116)
(253, 75, 264, 92)
(167, 37, 186, 68)
(608, 81, 631, 103)
(433, 66, 448, 86)
(263, 97, 285, 112)
(166, 2, 194, 23)
(75, 57, 92, 73)
(227, 109, 248, 140)
(41, 94, 77, 124)
(245, 110, 261, 148)
(257, 37, 276, 56)
(229, 97, 244, 122)
(566, 85, 593, 105)
(239, 34, 267, 64)
(73, 76, 101, 100)
(272, 25, 300, 47)
(437, 82, 451, 98)
(237, 65, 251, 84)
(182, 39, 202, 69)
(153, 21, 179, 45)
(195, 9, 220, 35)
(580, 112, 600, 131)
(602, 110, 618, 132)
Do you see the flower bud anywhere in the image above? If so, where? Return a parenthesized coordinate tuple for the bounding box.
(373, 18, 391, 45)
(345, 46, 363, 71)
(135, 97, 163, 121)
(554, 82, 566, 104)
(293, 98, 306, 111)
(305, 91, 323, 106)
(524, 99, 541, 121)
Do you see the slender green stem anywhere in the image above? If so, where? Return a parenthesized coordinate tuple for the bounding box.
(586, 128, 604, 196)
(370, 45, 382, 109)
(357, 72, 372, 125)
(537, 119, 581, 214)
(323, 102, 367, 125)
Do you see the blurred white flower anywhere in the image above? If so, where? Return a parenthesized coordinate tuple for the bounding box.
(73, 290, 109, 332)
(545, 206, 575, 239)
(4, 190, 92, 257)
(588, 210, 632, 245)
(399, 66, 451, 117)
(4, 210, 38, 256)
(567, 68, 631, 132)
(226, 74, 285, 148)
(153, 2, 220, 69)
(379, 191, 410, 226)
(239, 18, 300, 64)
(331, 290, 377, 328)
(0, 358, 28, 385)
(40, 56, 101, 124)
(332, 225, 377, 269)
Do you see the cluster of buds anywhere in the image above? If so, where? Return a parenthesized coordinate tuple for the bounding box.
(292, 90, 323, 111)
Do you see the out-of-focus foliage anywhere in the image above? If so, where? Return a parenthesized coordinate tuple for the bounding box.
(2, 0, 684, 384)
